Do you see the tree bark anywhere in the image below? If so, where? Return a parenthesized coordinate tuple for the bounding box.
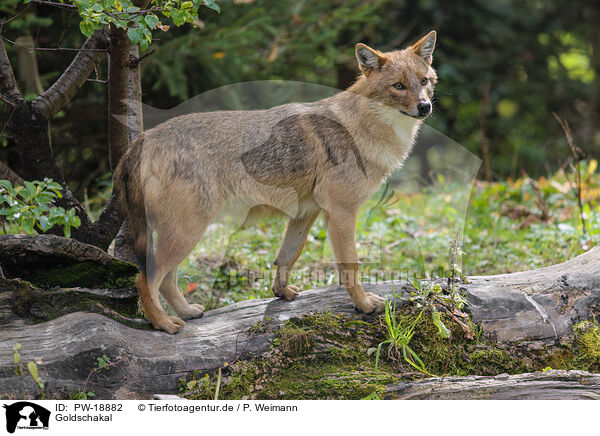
(32, 29, 108, 119)
(0, 161, 24, 186)
(0, 30, 23, 108)
(384, 370, 600, 400)
(107, 26, 131, 171)
(112, 24, 146, 261)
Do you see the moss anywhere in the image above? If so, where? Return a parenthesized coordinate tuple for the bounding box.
(279, 327, 313, 358)
(10, 277, 140, 325)
(179, 309, 599, 400)
(546, 348, 574, 370)
(536, 320, 600, 372)
(180, 312, 398, 400)
(24, 260, 137, 289)
(569, 320, 600, 371)
(574, 320, 600, 354)
(466, 349, 529, 375)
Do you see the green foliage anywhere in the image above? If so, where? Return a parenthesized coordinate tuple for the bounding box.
(570, 319, 600, 371)
(69, 390, 95, 399)
(0, 178, 81, 237)
(12, 343, 46, 394)
(431, 310, 450, 339)
(72, 353, 121, 400)
(374, 296, 429, 375)
(37, 0, 221, 50)
(97, 354, 109, 369)
(142, 0, 388, 99)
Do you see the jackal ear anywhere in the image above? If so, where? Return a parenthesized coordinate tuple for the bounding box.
(411, 30, 437, 65)
(355, 43, 387, 74)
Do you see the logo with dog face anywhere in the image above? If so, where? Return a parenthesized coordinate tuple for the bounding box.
(2, 402, 50, 433)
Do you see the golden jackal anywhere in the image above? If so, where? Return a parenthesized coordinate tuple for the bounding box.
(114, 31, 437, 333)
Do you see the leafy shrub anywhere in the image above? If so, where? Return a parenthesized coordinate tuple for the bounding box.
(0, 178, 81, 237)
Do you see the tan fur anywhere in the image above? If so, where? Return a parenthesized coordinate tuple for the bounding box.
(114, 31, 438, 333)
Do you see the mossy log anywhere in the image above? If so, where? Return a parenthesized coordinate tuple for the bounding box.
(0, 235, 599, 399)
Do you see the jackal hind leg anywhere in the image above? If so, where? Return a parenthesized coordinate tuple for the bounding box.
(159, 267, 205, 320)
(272, 209, 320, 301)
(142, 226, 206, 333)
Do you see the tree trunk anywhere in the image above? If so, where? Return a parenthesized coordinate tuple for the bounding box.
(0, 28, 125, 250)
(112, 42, 145, 262)
(107, 26, 131, 171)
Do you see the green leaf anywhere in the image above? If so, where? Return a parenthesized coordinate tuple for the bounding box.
(38, 216, 51, 232)
(79, 20, 95, 37)
(432, 311, 451, 339)
(46, 181, 63, 190)
(139, 38, 149, 51)
(186, 380, 197, 390)
(203, 0, 220, 13)
(25, 181, 37, 197)
(72, 215, 82, 228)
(171, 9, 185, 26)
(21, 218, 34, 235)
(27, 361, 38, 382)
(127, 27, 144, 44)
(144, 13, 159, 29)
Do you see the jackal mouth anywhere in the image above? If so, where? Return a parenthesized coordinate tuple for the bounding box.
(398, 109, 430, 120)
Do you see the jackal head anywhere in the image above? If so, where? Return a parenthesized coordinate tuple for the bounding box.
(355, 31, 437, 120)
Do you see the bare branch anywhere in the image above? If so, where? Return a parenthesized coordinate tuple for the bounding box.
(2, 35, 107, 52)
(28, 0, 77, 11)
(29, 0, 166, 17)
(32, 28, 108, 119)
(0, 161, 24, 186)
(0, 30, 23, 109)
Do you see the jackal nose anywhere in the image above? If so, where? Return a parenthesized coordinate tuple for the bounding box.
(417, 102, 431, 116)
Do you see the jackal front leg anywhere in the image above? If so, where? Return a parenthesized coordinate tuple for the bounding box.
(272, 210, 320, 300)
(326, 208, 385, 313)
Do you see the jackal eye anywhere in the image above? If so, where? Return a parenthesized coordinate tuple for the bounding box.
(393, 82, 405, 90)
(421, 78, 428, 86)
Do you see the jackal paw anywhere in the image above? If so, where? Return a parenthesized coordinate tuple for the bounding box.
(273, 284, 299, 301)
(178, 304, 205, 320)
(154, 315, 185, 334)
(355, 292, 385, 314)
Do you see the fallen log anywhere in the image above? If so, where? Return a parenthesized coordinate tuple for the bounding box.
(385, 370, 600, 400)
(0, 235, 598, 399)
